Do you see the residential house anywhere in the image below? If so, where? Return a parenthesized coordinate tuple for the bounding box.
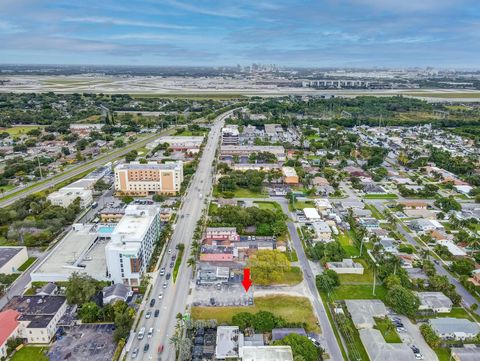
(429, 318, 480, 340)
(102, 284, 131, 305)
(417, 292, 453, 313)
(326, 259, 364, 274)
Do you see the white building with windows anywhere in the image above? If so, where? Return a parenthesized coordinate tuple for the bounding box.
(105, 204, 161, 286)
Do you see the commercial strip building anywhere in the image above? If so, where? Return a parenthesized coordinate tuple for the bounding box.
(147, 136, 204, 151)
(0, 246, 28, 274)
(114, 161, 183, 196)
(31, 204, 161, 286)
(220, 145, 286, 161)
(47, 166, 109, 208)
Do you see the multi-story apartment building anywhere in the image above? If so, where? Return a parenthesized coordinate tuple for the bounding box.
(114, 161, 183, 196)
(105, 204, 161, 286)
(3, 295, 67, 344)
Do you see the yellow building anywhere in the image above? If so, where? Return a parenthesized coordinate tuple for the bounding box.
(114, 161, 183, 196)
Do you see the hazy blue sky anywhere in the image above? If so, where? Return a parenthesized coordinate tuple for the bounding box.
(0, 0, 479, 67)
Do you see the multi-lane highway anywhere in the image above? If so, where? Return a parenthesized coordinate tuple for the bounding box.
(129, 110, 231, 361)
(0, 127, 175, 208)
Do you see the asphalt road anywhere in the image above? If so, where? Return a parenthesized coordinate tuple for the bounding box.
(0, 127, 175, 208)
(130, 110, 231, 361)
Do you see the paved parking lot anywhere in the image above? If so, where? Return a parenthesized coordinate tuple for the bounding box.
(192, 282, 254, 306)
(391, 315, 439, 361)
(49, 324, 116, 361)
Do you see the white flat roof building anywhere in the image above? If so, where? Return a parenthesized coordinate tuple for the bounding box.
(417, 292, 453, 313)
(147, 136, 204, 150)
(303, 208, 321, 220)
(31, 223, 109, 282)
(47, 188, 93, 209)
(240, 346, 293, 361)
(106, 204, 161, 286)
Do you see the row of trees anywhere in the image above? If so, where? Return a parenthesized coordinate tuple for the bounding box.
(209, 205, 287, 237)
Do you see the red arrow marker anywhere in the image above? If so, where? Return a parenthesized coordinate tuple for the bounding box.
(242, 268, 252, 292)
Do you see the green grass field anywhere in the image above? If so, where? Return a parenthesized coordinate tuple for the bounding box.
(292, 200, 315, 210)
(0, 125, 44, 136)
(11, 346, 49, 361)
(374, 317, 402, 343)
(232, 188, 268, 198)
(0, 184, 15, 193)
(337, 232, 360, 257)
(337, 259, 374, 284)
(331, 284, 387, 301)
(365, 204, 385, 219)
(364, 194, 398, 199)
(17, 257, 37, 272)
(129, 93, 246, 99)
(253, 201, 282, 211)
(191, 295, 319, 332)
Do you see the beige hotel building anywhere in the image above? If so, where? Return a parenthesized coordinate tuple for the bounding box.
(114, 161, 183, 196)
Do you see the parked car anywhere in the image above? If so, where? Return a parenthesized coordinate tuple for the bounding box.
(308, 337, 321, 348)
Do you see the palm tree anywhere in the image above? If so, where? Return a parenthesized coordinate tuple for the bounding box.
(187, 257, 196, 269)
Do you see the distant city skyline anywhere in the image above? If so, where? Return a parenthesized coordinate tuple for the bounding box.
(0, 0, 479, 68)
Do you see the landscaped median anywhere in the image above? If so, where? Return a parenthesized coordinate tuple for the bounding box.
(191, 295, 320, 332)
(172, 243, 185, 283)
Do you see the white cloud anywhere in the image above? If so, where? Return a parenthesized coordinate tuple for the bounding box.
(0, 20, 23, 33)
(64, 16, 193, 30)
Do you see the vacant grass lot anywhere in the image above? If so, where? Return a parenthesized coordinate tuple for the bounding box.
(11, 346, 49, 361)
(191, 295, 319, 332)
(337, 232, 360, 257)
(331, 284, 387, 301)
(253, 201, 281, 211)
(232, 188, 268, 198)
(0, 125, 44, 136)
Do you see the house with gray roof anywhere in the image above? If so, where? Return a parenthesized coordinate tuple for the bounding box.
(102, 283, 130, 305)
(359, 329, 415, 361)
(429, 318, 480, 340)
(417, 292, 453, 313)
(345, 300, 388, 329)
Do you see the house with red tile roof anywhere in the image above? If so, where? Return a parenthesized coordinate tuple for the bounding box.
(0, 309, 20, 359)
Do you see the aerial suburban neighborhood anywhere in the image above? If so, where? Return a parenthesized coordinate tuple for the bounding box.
(0, 88, 479, 361)
(1, 1, 480, 360)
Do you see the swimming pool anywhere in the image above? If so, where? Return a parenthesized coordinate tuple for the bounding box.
(97, 225, 115, 234)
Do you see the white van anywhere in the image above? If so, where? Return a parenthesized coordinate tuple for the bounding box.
(148, 328, 154, 338)
(137, 327, 145, 340)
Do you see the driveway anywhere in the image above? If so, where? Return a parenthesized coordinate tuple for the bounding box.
(393, 314, 438, 361)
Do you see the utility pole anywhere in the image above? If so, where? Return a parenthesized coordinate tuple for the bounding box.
(36, 154, 43, 179)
